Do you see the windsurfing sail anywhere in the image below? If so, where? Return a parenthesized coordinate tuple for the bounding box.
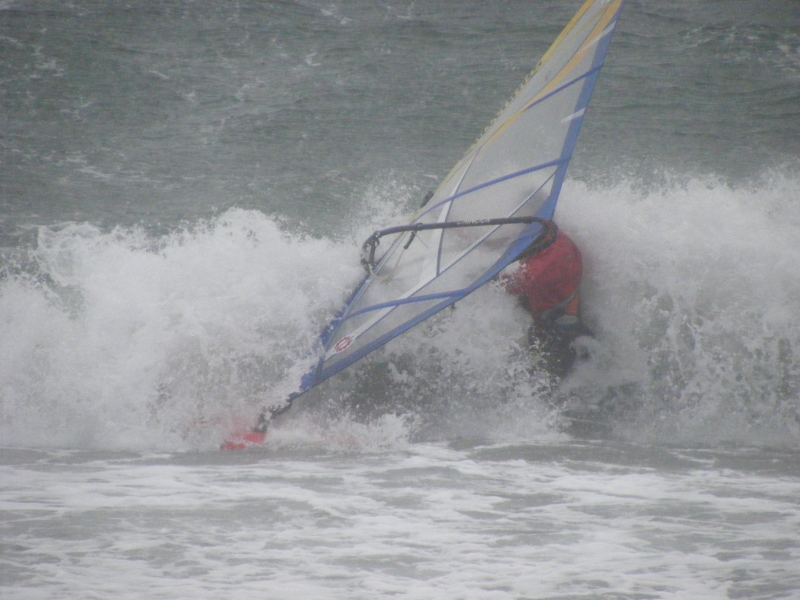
(296, 0, 624, 398)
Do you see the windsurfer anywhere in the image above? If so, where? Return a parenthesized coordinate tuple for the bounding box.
(502, 220, 591, 378)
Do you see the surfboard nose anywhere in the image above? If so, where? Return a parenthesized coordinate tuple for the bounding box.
(221, 430, 266, 451)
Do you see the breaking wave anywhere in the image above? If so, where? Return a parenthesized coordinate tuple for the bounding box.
(1, 170, 798, 450)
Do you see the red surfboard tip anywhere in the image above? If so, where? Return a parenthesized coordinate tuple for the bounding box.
(221, 430, 266, 451)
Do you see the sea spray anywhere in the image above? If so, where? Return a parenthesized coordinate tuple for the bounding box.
(0, 210, 362, 450)
(2, 173, 798, 450)
(557, 172, 800, 445)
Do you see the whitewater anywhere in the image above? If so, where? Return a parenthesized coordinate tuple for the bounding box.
(2, 1, 799, 598)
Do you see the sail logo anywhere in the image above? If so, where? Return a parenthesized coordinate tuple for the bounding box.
(333, 336, 353, 354)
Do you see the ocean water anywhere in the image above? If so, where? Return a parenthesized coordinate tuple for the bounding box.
(2, 1, 799, 598)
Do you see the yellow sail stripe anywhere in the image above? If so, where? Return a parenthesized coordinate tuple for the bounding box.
(535, 0, 597, 73)
(431, 0, 621, 205)
(482, 0, 622, 151)
(525, 0, 622, 110)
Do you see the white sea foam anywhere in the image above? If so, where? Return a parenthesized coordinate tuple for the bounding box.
(1, 172, 799, 452)
(2, 442, 799, 599)
(557, 170, 800, 445)
(0, 209, 362, 450)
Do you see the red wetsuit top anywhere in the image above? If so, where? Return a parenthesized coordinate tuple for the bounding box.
(503, 223, 582, 322)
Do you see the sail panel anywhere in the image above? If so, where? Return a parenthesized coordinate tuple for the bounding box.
(298, 0, 624, 394)
(454, 73, 590, 197)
